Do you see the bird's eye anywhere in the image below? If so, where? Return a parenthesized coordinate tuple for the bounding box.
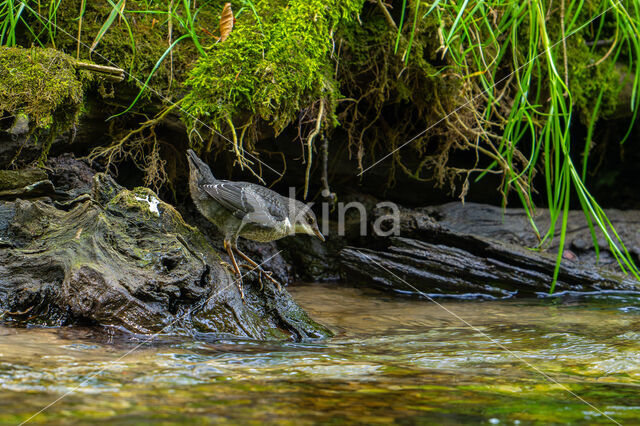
(307, 216, 315, 224)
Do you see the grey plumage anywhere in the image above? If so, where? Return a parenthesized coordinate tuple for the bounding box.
(186, 149, 324, 297)
(201, 181, 288, 241)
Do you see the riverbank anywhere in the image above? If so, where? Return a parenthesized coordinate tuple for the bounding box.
(1, 2, 640, 336)
(1, 153, 639, 336)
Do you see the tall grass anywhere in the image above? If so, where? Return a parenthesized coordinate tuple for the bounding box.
(395, 0, 640, 289)
(0, 0, 27, 46)
(0, 0, 72, 48)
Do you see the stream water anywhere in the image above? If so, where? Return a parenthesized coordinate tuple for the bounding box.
(1, 283, 640, 424)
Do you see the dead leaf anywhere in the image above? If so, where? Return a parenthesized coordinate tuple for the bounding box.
(217, 3, 234, 42)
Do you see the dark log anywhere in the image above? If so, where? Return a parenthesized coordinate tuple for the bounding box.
(340, 202, 640, 298)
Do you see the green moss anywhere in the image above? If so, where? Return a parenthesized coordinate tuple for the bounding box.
(6, 1, 222, 176)
(182, 0, 365, 143)
(14, 0, 218, 113)
(108, 188, 161, 220)
(0, 47, 87, 130)
(567, 39, 623, 123)
(540, 0, 624, 124)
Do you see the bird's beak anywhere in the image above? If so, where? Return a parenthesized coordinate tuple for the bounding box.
(313, 227, 325, 242)
(186, 149, 199, 167)
(186, 149, 212, 178)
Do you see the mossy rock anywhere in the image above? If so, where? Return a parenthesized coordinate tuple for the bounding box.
(0, 168, 48, 191)
(0, 47, 87, 131)
(0, 172, 331, 340)
(0, 47, 91, 166)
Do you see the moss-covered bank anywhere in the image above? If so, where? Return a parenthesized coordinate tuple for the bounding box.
(1, 0, 639, 280)
(2, 1, 633, 192)
(182, 0, 365, 141)
(0, 47, 88, 133)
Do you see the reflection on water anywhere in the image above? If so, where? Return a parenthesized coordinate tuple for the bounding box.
(2, 284, 640, 424)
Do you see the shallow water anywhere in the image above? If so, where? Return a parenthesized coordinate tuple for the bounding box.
(1, 284, 640, 425)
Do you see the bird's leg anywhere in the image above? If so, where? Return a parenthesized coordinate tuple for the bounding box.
(223, 239, 242, 277)
(238, 253, 269, 291)
(223, 239, 245, 300)
(232, 245, 283, 292)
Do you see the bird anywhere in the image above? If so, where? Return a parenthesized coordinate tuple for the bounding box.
(186, 149, 324, 298)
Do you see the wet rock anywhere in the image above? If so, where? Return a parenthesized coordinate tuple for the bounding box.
(278, 235, 343, 282)
(45, 153, 96, 198)
(419, 202, 640, 269)
(341, 237, 639, 298)
(0, 168, 55, 199)
(0, 173, 330, 340)
(340, 202, 640, 297)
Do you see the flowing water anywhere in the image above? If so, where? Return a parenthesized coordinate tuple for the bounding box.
(1, 283, 640, 425)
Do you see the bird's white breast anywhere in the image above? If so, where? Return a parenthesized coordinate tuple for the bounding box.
(283, 217, 294, 234)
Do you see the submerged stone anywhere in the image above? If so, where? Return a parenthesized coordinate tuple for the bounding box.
(0, 172, 330, 340)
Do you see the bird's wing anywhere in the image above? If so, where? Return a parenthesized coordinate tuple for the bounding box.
(201, 181, 279, 226)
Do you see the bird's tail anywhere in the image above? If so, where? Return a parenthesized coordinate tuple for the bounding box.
(186, 149, 216, 182)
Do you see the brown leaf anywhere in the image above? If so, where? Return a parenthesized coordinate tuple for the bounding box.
(218, 3, 234, 42)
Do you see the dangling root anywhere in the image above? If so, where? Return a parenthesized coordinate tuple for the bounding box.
(303, 97, 325, 199)
(320, 134, 336, 204)
(376, 0, 397, 30)
(225, 116, 265, 184)
(87, 102, 179, 190)
(226, 116, 247, 170)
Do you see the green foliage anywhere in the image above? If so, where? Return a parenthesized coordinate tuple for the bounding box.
(393, 0, 640, 286)
(0, 0, 25, 46)
(90, 0, 135, 61)
(0, 46, 87, 130)
(1, 0, 638, 285)
(182, 0, 365, 141)
(60, 0, 207, 100)
(1, 0, 216, 108)
(182, 23, 264, 128)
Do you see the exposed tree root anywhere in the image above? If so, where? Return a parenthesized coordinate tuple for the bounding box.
(303, 98, 325, 199)
(320, 134, 336, 203)
(376, 0, 397, 31)
(87, 102, 180, 190)
(225, 116, 265, 185)
(74, 61, 125, 82)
